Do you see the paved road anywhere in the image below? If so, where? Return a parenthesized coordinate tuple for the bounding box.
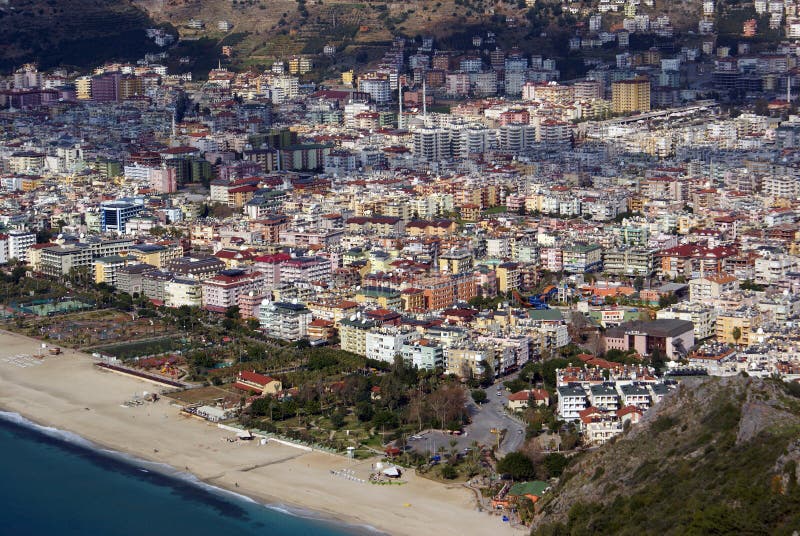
(408, 380, 526, 457)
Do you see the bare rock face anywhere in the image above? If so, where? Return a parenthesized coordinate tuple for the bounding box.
(736, 380, 800, 445)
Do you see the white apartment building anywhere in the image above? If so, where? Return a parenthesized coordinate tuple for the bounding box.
(8, 230, 36, 263)
(0, 235, 8, 264)
(658, 303, 718, 340)
(589, 383, 620, 411)
(413, 127, 452, 162)
(400, 340, 444, 370)
(486, 237, 513, 259)
(754, 254, 798, 285)
(269, 75, 299, 103)
(557, 384, 588, 421)
(259, 300, 312, 341)
(165, 278, 203, 308)
(366, 328, 415, 364)
(279, 256, 332, 285)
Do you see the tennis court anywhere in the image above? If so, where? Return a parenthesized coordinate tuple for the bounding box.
(15, 299, 93, 316)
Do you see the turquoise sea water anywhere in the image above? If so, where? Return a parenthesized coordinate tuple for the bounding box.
(0, 412, 369, 536)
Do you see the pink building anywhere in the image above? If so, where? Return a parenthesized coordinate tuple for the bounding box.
(499, 109, 530, 126)
(445, 72, 470, 97)
(201, 269, 265, 312)
(540, 247, 563, 272)
(150, 167, 177, 193)
(603, 319, 694, 360)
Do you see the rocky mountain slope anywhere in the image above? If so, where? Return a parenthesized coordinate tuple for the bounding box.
(533, 376, 800, 535)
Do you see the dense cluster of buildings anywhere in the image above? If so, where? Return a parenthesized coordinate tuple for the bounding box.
(1, 0, 800, 427)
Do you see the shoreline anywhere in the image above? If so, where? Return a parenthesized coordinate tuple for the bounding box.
(0, 329, 517, 536)
(0, 409, 382, 536)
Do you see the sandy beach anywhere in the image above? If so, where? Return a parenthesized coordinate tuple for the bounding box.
(0, 330, 518, 536)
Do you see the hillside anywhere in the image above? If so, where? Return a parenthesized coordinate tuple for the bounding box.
(132, 0, 733, 80)
(533, 376, 800, 536)
(134, 0, 542, 77)
(0, 0, 164, 71)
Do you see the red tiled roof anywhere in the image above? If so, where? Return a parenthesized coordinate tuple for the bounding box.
(238, 370, 275, 385)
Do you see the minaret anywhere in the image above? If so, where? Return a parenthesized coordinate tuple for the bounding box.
(788, 74, 792, 104)
(422, 78, 427, 118)
(398, 82, 403, 129)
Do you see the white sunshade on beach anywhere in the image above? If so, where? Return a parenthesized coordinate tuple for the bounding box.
(382, 467, 400, 477)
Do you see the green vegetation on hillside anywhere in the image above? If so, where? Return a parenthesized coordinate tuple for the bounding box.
(0, 0, 169, 71)
(533, 377, 800, 536)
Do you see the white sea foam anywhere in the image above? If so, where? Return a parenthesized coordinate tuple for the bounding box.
(0, 410, 385, 535)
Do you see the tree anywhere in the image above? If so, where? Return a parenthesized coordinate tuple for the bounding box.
(754, 98, 770, 116)
(650, 347, 667, 372)
(440, 464, 458, 479)
(497, 452, 536, 480)
(355, 401, 374, 422)
(633, 276, 645, 291)
(659, 293, 679, 308)
(543, 453, 569, 477)
(560, 429, 580, 451)
(428, 384, 466, 429)
(372, 409, 399, 429)
(479, 362, 494, 388)
(732, 327, 742, 346)
(9, 266, 26, 285)
(329, 408, 346, 429)
(250, 397, 273, 416)
(471, 389, 488, 404)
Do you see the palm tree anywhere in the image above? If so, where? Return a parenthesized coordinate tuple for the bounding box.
(732, 327, 742, 346)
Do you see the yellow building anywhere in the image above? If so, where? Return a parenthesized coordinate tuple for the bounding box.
(612, 77, 651, 114)
(288, 56, 312, 75)
(460, 204, 481, 222)
(354, 287, 402, 310)
(118, 75, 143, 100)
(716, 311, 761, 346)
(400, 288, 425, 312)
(677, 214, 701, 235)
(339, 318, 375, 356)
(307, 300, 359, 326)
(20, 176, 43, 191)
(127, 243, 182, 269)
(381, 201, 413, 221)
(368, 250, 394, 273)
(94, 255, 136, 286)
(496, 262, 521, 293)
(445, 347, 489, 377)
(75, 76, 92, 100)
(342, 70, 354, 87)
(439, 250, 474, 274)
